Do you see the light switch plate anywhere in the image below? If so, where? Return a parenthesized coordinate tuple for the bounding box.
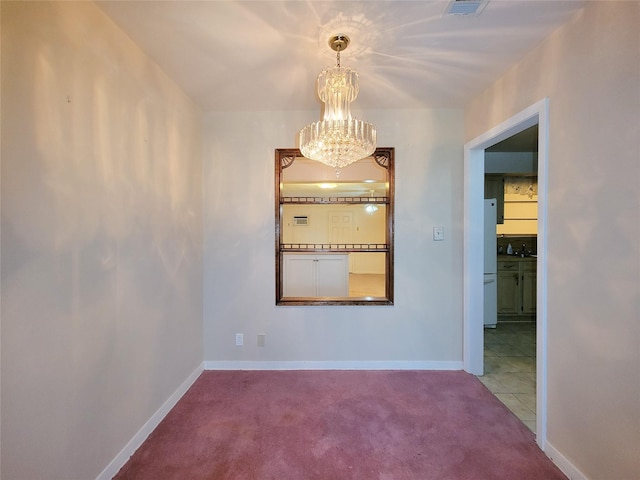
(433, 226, 444, 241)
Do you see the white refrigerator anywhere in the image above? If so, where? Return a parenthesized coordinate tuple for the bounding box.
(484, 199, 498, 328)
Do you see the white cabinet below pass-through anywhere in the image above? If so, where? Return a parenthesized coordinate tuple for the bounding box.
(283, 253, 349, 297)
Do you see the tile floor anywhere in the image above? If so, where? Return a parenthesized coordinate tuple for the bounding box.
(478, 321, 537, 433)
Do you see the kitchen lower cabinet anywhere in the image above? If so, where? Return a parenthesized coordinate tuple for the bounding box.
(497, 259, 536, 316)
(283, 253, 349, 297)
(497, 267, 520, 314)
(521, 262, 537, 314)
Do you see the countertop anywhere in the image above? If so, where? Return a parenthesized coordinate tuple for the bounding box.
(497, 254, 536, 262)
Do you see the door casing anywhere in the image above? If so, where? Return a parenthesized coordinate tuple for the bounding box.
(462, 98, 550, 450)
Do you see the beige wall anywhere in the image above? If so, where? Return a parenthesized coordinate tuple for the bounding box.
(203, 108, 464, 366)
(466, 2, 640, 478)
(4, 1, 637, 478)
(1, 2, 203, 478)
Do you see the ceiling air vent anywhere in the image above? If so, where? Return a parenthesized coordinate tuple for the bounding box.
(444, 0, 489, 16)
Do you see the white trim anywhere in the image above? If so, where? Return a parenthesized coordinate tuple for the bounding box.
(536, 99, 550, 449)
(545, 441, 588, 480)
(96, 363, 204, 480)
(204, 360, 463, 371)
(462, 98, 549, 451)
(462, 147, 485, 375)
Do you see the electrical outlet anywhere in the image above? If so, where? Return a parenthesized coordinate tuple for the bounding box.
(235, 333, 244, 346)
(257, 334, 266, 347)
(433, 226, 444, 241)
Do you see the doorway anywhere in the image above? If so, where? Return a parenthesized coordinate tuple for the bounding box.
(481, 126, 539, 432)
(463, 99, 549, 450)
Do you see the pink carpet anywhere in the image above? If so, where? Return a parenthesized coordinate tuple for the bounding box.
(114, 370, 566, 479)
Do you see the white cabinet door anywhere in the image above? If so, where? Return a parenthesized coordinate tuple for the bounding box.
(316, 255, 349, 297)
(283, 254, 349, 297)
(283, 255, 316, 297)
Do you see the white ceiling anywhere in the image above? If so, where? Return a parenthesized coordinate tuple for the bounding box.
(96, 0, 586, 113)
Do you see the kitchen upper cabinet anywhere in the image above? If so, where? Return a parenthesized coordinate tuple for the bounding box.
(497, 259, 536, 316)
(486, 176, 539, 233)
(484, 175, 505, 224)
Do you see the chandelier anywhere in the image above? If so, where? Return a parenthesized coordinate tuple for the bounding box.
(298, 34, 376, 170)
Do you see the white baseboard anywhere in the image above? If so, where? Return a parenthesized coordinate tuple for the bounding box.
(203, 360, 463, 371)
(96, 363, 204, 480)
(544, 440, 587, 480)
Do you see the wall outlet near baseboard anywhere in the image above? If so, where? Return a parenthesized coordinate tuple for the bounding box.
(235, 333, 244, 346)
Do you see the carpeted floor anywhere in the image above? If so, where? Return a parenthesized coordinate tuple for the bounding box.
(114, 370, 566, 480)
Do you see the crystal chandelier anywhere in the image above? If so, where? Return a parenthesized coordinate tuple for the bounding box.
(299, 34, 376, 170)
